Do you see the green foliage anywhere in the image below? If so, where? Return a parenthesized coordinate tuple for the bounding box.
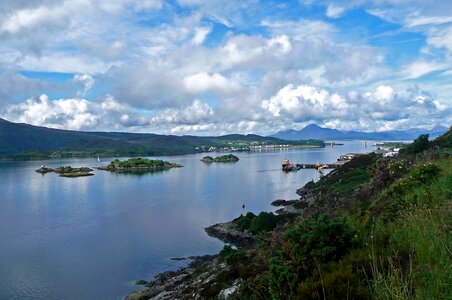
(236, 212, 256, 231)
(106, 158, 177, 169)
(430, 127, 452, 149)
(220, 245, 247, 265)
(369, 160, 452, 299)
(400, 134, 429, 154)
(202, 154, 239, 163)
(213, 154, 239, 162)
(249, 212, 279, 234)
(374, 162, 441, 221)
(235, 212, 280, 234)
(268, 215, 356, 298)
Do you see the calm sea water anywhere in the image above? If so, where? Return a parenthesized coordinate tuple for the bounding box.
(0, 142, 374, 299)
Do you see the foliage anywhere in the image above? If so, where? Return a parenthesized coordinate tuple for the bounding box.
(400, 134, 429, 154)
(369, 160, 452, 299)
(202, 154, 239, 163)
(220, 245, 247, 265)
(235, 212, 280, 234)
(268, 215, 356, 298)
(106, 158, 176, 169)
(373, 162, 441, 221)
(236, 212, 256, 231)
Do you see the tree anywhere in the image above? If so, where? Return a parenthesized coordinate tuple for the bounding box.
(400, 134, 429, 154)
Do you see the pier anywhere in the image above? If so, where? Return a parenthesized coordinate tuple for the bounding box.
(282, 157, 352, 172)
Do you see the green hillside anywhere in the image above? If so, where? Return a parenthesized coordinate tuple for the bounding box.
(0, 118, 324, 160)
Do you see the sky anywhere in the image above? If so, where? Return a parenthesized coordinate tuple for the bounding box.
(0, 0, 451, 135)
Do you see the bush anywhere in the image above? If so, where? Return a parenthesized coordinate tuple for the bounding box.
(249, 212, 279, 234)
(269, 215, 356, 298)
(236, 212, 256, 231)
(235, 212, 280, 234)
(220, 245, 247, 265)
(400, 134, 429, 155)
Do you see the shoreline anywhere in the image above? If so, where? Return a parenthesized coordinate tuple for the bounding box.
(125, 185, 316, 299)
(2, 145, 326, 162)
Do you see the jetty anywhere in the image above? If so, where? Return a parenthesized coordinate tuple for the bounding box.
(282, 153, 359, 172)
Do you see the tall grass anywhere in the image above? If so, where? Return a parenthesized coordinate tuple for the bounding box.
(370, 158, 452, 299)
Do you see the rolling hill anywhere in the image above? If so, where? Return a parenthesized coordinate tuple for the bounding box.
(0, 118, 323, 160)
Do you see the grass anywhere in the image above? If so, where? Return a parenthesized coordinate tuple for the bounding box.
(370, 158, 452, 299)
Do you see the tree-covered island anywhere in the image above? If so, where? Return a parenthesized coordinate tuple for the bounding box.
(97, 158, 182, 172)
(35, 166, 94, 177)
(201, 154, 240, 163)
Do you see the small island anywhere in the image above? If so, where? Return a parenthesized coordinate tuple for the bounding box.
(201, 154, 239, 163)
(97, 158, 183, 172)
(35, 166, 94, 177)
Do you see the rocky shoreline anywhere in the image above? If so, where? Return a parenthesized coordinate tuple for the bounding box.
(205, 221, 254, 247)
(125, 254, 240, 300)
(126, 189, 317, 299)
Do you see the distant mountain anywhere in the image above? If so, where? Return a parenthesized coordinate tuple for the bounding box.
(0, 118, 323, 160)
(271, 124, 449, 141)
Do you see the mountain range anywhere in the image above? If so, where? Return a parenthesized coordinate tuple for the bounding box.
(0, 118, 322, 160)
(271, 124, 449, 141)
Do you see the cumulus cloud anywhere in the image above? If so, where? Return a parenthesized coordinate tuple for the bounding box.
(73, 74, 94, 96)
(1, 94, 131, 131)
(261, 84, 451, 132)
(183, 72, 242, 95)
(151, 99, 214, 125)
(0, 0, 450, 135)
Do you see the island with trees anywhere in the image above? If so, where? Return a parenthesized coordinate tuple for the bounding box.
(97, 158, 182, 172)
(201, 154, 239, 163)
(35, 166, 94, 177)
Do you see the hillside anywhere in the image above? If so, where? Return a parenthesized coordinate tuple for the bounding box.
(0, 118, 324, 160)
(272, 123, 448, 140)
(129, 127, 452, 299)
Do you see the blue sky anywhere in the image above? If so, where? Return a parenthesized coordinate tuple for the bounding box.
(0, 0, 450, 134)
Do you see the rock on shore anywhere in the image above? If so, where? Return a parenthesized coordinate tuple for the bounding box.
(205, 221, 254, 246)
(125, 255, 237, 300)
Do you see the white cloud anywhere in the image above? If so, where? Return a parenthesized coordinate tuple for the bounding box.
(151, 99, 214, 125)
(73, 74, 94, 96)
(192, 26, 212, 45)
(183, 72, 241, 94)
(1, 94, 132, 131)
(325, 5, 345, 18)
(403, 60, 445, 79)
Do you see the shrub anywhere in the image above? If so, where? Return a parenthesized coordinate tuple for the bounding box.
(400, 134, 429, 155)
(220, 245, 247, 265)
(249, 212, 279, 234)
(235, 212, 256, 231)
(235, 212, 280, 234)
(269, 215, 356, 298)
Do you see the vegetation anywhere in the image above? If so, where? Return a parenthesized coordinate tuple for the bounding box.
(214, 129, 452, 300)
(35, 166, 95, 177)
(235, 212, 282, 234)
(99, 158, 182, 171)
(201, 154, 239, 163)
(399, 134, 429, 154)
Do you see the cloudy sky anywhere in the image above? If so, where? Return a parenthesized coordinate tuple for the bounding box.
(0, 0, 451, 135)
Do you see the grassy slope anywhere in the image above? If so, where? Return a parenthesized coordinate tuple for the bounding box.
(215, 128, 452, 300)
